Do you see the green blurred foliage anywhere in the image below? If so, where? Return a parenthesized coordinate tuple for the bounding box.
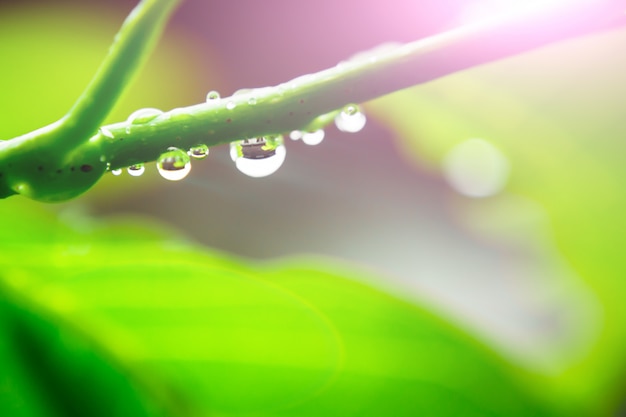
(0, 195, 558, 416)
(369, 27, 626, 414)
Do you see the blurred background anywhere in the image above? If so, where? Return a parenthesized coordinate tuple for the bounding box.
(1, 0, 625, 379)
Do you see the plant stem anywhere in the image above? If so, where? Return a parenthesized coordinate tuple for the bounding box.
(96, 0, 626, 169)
(1, 0, 625, 201)
(0, 0, 181, 202)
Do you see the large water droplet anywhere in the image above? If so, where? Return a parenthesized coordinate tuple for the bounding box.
(111, 168, 122, 176)
(301, 129, 325, 146)
(230, 136, 286, 178)
(127, 164, 145, 177)
(157, 147, 191, 181)
(335, 104, 367, 133)
(443, 138, 510, 198)
(127, 108, 163, 124)
(206, 90, 220, 101)
(189, 144, 209, 160)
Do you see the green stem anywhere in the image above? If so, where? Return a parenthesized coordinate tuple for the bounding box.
(1, 0, 625, 202)
(0, 0, 181, 202)
(65, 0, 181, 144)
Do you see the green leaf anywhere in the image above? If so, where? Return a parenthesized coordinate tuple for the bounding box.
(368, 28, 626, 414)
(0, 198, 559, 416)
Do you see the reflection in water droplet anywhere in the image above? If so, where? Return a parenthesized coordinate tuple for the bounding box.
(230, 136, 286, 178)
(157, 147, 191, 181)
(206, 90, 220, 101)
(100, 127, 114, 139)
(335, 104, 367, 133)
(127, 108, 163, 124)
(111, 168, 122, 176)
(289, 130, 302, 140)
(443, 138, 510, 198)
(302, 129, 325, 146)
(226, 101, 236, 110)
(127, 164, 145, 177)
(189, 144, 209, 160)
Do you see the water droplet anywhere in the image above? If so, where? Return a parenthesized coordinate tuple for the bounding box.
(443, 138, 510, 198)
(248, 97, 257, 105)
(230, 136, 286, 178)
(226, 101, 236, 110)
(127, 164, 145, 177)
(125, 126, 131, 135)
(127, 108, 163, 124)
(335, 104, 367, 133)
(301, 129, 325, 146)
(111, 168, 122, 176)
(189, 144, 209, 160)
(157, 147, 191, 181)
(289, 130, 302, 140)
(206, 90, 220, 101)
(100, 127, 114, 139)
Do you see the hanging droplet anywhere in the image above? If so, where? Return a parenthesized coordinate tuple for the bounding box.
(206, 90, 220, 101)
(289, 130, 302, 140)
(127, 108, 163, 124)
(334, 104, 367, 133)
(156, 147, 191, 181)
(301, 129, 325, 146)
(230, 136, 286, 178)
(188, 144, 209, 160)
(127, 164, 145, 177)
(111, 168, 122, 176)
(226, 101, 236, 110)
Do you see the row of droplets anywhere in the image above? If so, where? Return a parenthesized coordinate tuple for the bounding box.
(109, 100, 367, 180)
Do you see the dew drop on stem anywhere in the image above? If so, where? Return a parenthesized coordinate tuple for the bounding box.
(127, 164, 145, 177)
(335, 104, 367, 133)
(127, 108, 163, 124)
(206, 90, 220, 101)
(188, 144, 209, 160)
(157, 147, 191, 181)
(301, 129, 325, 146)
(111, 168, 122, 176)
(230, 136, 286, 178)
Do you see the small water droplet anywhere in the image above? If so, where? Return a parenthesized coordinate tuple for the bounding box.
(289, 130, 302, 140)
(335, 104, 367, 133)
(443, 138, 510, 198)
(127, 164, 145, 177)
(157, 147, 191, 181)
(301, 129, 325, 146)
(127, 108, 163, 124)
(100, 127, 114, 139)
(248, 97, 257, 105)
(206, 90, 220, 101)
(125, 126, 131, 135)
(99, 155, 107, 163)
(188, 144, 209, 160)
(226, 101, 236, 110)
(111, 168, 122, 176)
(230, 136, 286, 178)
